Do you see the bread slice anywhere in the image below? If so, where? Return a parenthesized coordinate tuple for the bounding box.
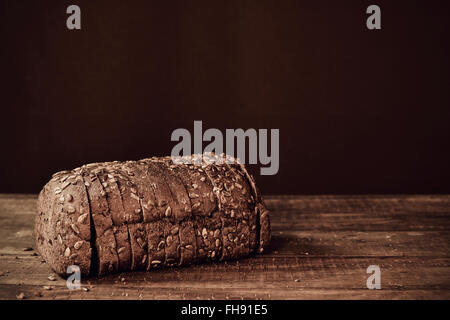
(111, 161, 149, 271)
(189, 166, 217, 216)
(201, 158, 249, 260)
(170, 162, 205, 216)
(81, 164, 119, 276)
(141, 160, 178, 267)
(159, 157, 192, 220)
(147, 160, 182, 267)
(232, 167, 258, 252)
(127, 223, 148, 270)
(36, 171, 92, 276)
(223, 162, 256, 253)
(56, 170, 91, 242)
(55, 172, 92, 273)
(134, 160, 160, 222)
(139, 159, 173, 270)
(239, 163, 271, 253)
(188, 154, 218, 216)
(171, 159, 220, 264)
(220, 164, 250, 258)
(159, 159, 199, 266)
(256, 203, 271, 253)
(97, 164, 132, 272)
(108, 161, 143, 224)
(140, 160, 167, 217)
(114, 224, 131, 271)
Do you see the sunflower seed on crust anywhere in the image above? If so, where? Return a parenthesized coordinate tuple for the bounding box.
(74, 241, 83, 250)
(64, 247, 71, 257)
(70, 224, 80, 234)
(165, 206, 172, 217)
(77, 213, 89, 224)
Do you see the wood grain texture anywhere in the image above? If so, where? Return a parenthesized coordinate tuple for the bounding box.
(0, 194, 449, 300)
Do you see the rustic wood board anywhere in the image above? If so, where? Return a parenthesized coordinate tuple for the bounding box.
(0, 194, 449, 300)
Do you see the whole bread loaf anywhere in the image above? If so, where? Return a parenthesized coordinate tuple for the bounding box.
(35, 153, 271, 277)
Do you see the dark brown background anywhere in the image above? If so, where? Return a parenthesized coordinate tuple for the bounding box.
(1, 0, 449, 195)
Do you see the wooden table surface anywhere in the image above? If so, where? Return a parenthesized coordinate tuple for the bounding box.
(0, 194, 449, 300)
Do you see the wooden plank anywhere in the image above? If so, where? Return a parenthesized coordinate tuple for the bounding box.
(0, 255, 449, 299)
(0, 194, 449, 300)
(265, 195, 450, 213)
(271, 211, 450, 231)
(267, 231, 450, 257)
(0, 196, 36, 254)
